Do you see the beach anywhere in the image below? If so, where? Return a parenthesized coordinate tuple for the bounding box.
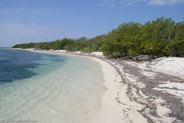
(11, 48, 184, 123)
(1, 0, 183, 122)
(17, 49, 148, 123)
(88, 57, 147, 123)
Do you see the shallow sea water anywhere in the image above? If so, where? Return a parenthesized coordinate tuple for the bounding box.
(0, 48, 105, 123)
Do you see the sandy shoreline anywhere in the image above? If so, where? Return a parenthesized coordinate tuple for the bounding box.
(14, 49, 128, 122)
(13, 48, 149, 123)
(88, 57, 127, 123)
(12, 48, 184, 123)
(88, 57, 149, 123)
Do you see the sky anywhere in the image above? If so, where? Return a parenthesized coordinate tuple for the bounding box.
(0, 0, 184, 47)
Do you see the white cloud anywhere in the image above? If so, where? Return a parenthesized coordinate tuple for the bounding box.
(98, 3, 106, 7)
(148, 0, 184, 6)
(0, 22, 63, 47)
(0, 10, 9, 14)
(98, 0, 117, 7)
(0, 22, 94, 47)
(119, 0, 146, 5)
(0, 8, 47, 16)
(98, 0, 184, 7)
(29, 9, 47, 14)
(0, 8, 25, 15)
(56, 9, 63, 12)
(15, 8, 25, 12)
(108, 2, 117, 7)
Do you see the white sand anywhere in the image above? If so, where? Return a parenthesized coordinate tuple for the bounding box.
(123, 57, 184, 80)
(108, 60, 176, 122)
(74, 51, 82, 54)
(148, 57, 184, 79)
(159, 81, 184, 90)
(88, 57, 124, 123)
(87, 57, 147, 123)
(90, 52, 104, 57)
(55, 50, 67, 53)
(154, 81, 184, 103)
(92, 56, 181, 123)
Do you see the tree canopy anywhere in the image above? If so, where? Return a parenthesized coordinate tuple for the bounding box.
(13, 17, 184, 58)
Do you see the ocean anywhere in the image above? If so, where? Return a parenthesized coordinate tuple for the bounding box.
(0, 48, 105, 123)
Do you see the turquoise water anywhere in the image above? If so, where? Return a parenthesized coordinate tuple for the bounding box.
(0, 48, 66, 83)
(0, 49, 105, 123)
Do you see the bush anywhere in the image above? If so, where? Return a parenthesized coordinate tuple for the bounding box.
(128, 49, 138, 56)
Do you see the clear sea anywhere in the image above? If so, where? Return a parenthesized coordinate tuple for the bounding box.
(0, 48, 105, 123)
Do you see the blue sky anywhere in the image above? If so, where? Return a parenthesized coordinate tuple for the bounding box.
(0, 0, 184, 47)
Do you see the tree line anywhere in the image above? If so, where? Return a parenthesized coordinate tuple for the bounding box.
(13, 17, 184, 58)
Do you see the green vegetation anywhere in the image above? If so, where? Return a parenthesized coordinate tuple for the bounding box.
(13, 17, 184, 58)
